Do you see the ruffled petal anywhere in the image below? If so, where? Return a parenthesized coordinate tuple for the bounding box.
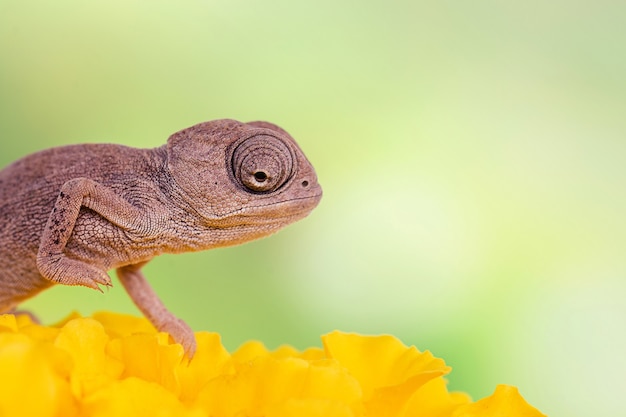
(452, 385, 546, 417)
(323, 331, 451, 415)
(0, 313, 18, 331)
(0, 332, 77, 417)
(81, 377, 202, 417)
(176, 331, 231, 403)
(92, 311, 157, 338)
(404, 376, 472, 417)
(106, 331, 184, 396)
(54, 318, 124, 398)
(195, 355, 363, 416)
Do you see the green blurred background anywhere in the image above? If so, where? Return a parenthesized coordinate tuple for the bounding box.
(1, 1, 625, 415)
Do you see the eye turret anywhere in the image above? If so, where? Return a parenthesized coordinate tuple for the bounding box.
(231, 135, 294, 193)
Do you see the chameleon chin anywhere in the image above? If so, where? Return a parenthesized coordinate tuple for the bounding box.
(0, 119, 322, 357)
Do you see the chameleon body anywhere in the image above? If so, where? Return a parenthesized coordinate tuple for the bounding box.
(0, 119, 322, 355)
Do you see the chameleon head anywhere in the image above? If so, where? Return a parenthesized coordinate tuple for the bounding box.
(165, 119, 322, 245)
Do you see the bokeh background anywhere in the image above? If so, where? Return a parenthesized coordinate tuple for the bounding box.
(1, 1, 625, 415)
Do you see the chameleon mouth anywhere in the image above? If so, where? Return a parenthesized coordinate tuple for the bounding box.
(192, 193, 322, 250)
(214, 193, 322, 225)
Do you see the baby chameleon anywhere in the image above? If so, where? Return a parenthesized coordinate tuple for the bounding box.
(0, 119, 322, 356)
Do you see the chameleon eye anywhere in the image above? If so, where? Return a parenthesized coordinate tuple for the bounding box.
(232, 135, 294, 193)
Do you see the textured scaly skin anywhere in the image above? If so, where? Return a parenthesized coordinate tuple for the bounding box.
(0, 119, 322, 356)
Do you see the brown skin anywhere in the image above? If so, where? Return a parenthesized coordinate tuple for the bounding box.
(0, 119, 322, 356)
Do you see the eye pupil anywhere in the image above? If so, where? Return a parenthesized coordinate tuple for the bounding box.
(254, 171, 268, 182)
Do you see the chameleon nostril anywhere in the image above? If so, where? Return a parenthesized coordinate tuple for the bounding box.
(301, 180, 309, 187)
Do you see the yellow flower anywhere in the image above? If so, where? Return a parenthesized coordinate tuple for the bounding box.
(0, 312, 546, 417)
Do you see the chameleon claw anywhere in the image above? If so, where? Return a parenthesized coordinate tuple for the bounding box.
(158, 317, 197, 359)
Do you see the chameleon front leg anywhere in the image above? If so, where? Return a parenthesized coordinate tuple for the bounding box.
(117, 262, 197, 357)
(36, 177, 156, 290)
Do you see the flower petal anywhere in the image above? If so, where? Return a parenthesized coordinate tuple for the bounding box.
(19, 321, 63, 342)
(322, 331, 451, 415)
(0, 332, 77, 417)
(231, 339, 270, 364)
(404, 376, 472, 417)
(452, 385, 547, 417)
(176, 331, 232, 403)
(232, 340, 325, 364)
(106, 332, 184, 396)
(54, 317, 124, 398)
(267, 398, 356, 417)
(195, 355, 363, 416)
(92, 311, 156, 338)
(81, 377, 202, 417)
(0, 313, 18, 332)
